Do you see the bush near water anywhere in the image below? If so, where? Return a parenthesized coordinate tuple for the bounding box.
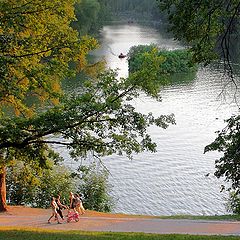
(6, 161, 113, 212)
(128, 45, 197, 75)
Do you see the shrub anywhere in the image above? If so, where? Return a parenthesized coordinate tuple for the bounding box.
(7, 160, 114, 212)
(77, 163, 113, 212)
(6, 160, 76, 208)
(128, 44, 197, 75)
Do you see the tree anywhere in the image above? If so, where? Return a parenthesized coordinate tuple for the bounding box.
(157, 0, 240, 76)
(73, 0, 101, 35)
(7, 158, 114, 211)
(0, 1, 175, 211)
(0, 0, 99, 212)
(0, 0, 97, 114)
(0, 68, 175, 210)
(104, 0, 161, 21)
(204, 115, 240, 213)
(77, 163, 113, 212)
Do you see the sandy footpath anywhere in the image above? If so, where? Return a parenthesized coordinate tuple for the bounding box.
(0, 206, 240, 235)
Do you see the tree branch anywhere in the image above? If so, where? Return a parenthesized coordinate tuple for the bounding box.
(3, 46, 67, 59)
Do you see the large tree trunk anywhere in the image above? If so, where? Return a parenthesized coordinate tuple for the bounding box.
(0, 165, 7, 212)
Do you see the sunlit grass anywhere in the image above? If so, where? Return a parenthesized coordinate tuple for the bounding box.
(0, 228, 239, 240)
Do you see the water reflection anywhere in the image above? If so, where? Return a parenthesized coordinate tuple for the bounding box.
(167, 71, 197, 86)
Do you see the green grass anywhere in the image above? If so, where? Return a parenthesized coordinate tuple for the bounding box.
(0, 228, 239, 240)
(129, 213, 240, 221)
(156, 215, 240, 221)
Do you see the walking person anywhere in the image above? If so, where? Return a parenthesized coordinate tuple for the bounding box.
(74, 193, 85, 215)
(55, 195, 67, 220)
(48, 196, 61, 224)
(69, 191, 76, 211)
(67, 191, 80, 223)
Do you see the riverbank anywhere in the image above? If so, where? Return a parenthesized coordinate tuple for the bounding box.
(0, 206, 240, 236)
(1, 206, 239, 221)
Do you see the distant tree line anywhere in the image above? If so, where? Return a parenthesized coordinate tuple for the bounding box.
(73, 1, 168, 35)
(104, 0, 156, 12)
(98, 0, 165, 22)
(73, 0, 111, 35)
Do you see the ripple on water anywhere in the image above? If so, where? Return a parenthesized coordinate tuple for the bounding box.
(63, 24, 240, 216)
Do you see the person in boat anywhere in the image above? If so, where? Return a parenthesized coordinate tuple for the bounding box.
(119, 53, 126, 58)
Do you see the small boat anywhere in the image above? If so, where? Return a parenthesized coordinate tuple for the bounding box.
(118, 53, 126, 58)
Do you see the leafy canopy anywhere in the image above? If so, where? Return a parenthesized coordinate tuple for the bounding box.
(0, 0, 98, 115)
(157, 0, 240, 67)
(0, 69, 175, 163)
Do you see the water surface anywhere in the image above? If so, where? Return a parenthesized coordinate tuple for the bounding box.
(67, 23, 239, 216)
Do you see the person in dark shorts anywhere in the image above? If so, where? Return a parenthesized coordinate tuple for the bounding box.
(55, 195, 67, 220)
(48, 196, 61, 224)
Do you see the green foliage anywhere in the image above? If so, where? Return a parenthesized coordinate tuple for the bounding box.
(73, 0, 100, 35)
(97, 0, 112, 23)
(157, 0, 240, 65)
(128, 45, 196, 78)
(128, 46, 169, 98)
(205, 115, 240, 191)
(0, 0, 98, 115)
(6, 159, 114, 211)
(0, 69, 175, 162)
(6, 160, 75, 208)
(6, 161, 42, 206)
(77, 163, 113, 212)
(2, 229, 240, 240)
(0, 1, 175, 162)
(102, 0, 162, 21)
(204, 115, 240, 213)
(0, 65, 175, 210)
(226, 191, 240, 215)
(72, 0, 112, 35)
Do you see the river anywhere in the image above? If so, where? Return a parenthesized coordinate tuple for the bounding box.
(65, 23, 240, 216)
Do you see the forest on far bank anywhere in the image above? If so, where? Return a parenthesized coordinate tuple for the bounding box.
(75, 0, 167, 35)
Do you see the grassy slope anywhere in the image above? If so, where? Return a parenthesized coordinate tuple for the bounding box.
(157, 215, 240, 221)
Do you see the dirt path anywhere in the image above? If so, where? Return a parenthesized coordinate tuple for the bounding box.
(0, 206, 240, 235)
